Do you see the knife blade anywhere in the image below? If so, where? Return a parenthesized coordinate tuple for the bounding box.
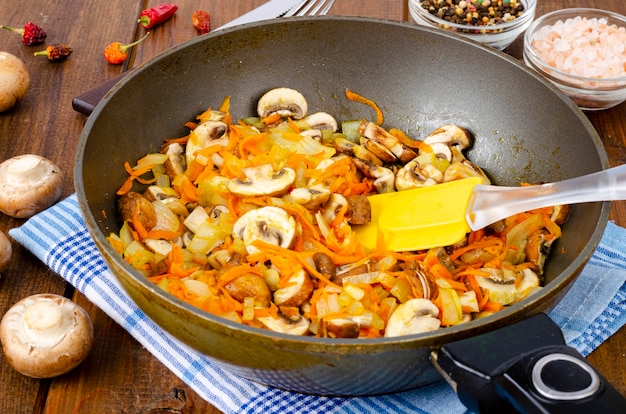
(72, 0, 307, 116)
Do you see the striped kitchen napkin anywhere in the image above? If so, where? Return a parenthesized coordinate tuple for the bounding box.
(9, 194, 626, 414)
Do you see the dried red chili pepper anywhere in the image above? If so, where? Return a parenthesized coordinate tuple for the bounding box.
(33, 44, 72, 61)
(1, 22, 47, 45)
(104, 32, 150, 65)
(192, 10, 211, 34)
(138, 4, 178, 29)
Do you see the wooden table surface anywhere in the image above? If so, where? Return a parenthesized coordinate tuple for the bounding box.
(0, 0, 624, 412)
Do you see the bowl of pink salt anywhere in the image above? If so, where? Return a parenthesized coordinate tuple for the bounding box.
(523, 8, 626, 111)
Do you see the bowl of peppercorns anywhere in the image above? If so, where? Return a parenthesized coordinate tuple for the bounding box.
(409, 0, 537, 50)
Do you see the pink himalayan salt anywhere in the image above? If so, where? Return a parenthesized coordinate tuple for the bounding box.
(531, 16, 626, 79)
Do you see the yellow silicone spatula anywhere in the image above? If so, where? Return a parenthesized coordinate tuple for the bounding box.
(354, 164, 626, 252)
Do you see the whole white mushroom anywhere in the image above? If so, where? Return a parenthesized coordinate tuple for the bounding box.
(0, 154, 64, 218)
(0, 230, 12, 272)
(0, 293, 94, 378)
(0, 51, 29, 112)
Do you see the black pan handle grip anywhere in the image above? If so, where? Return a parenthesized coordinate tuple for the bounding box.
(433, 313, 626, 413)
(72, 74, 124, 116)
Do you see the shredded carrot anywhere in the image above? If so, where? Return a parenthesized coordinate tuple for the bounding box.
(111, 92, 568, 339)
(345, 89, 384, 126)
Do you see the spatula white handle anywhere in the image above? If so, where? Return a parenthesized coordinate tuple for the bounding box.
(467, 164, 626, 230)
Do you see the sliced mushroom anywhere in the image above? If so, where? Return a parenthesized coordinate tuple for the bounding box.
(423, 124, 471, 150)
(300, 112, 338, 132)
(228, 164, 296, 198)
(524, 229, 555, 275)
(475, 268, 522, 305)
(186, 121, 229, 165)
(395, 159, 443, 191)
(333, 138, 384, 166)
(118, 191, 157, 230)
(289, 184, 331, 210)
(360, 136, 397, 163)
(320, 316, 361, 338)
(551, 204, 569, 225)
(257, 87, 308, 120)
(299, 129, 323, 142)
(351, 158, 395, 193)
(223, 273, 272, 307)
(384, 298, 441, 337)
(159, 142, 187, 180)
(257, 314, 310, 336)
(403, 268, 435, 300)
(232, 206, 297, 254)
(428, 142, 453, 162)
(273, 268, 314, 307)
(322, 193, 348, 224)
(144, 185, 189, 217)
(0, 294, 94, 378)
(0, 154, 64, 219)
(358, 120, 417, 163)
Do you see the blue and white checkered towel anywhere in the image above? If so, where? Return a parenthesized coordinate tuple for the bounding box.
(9, 194, 626, 414)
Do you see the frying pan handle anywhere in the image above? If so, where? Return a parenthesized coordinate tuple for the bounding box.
(433, 313, 626, 413)
(71, 74, 124, 116)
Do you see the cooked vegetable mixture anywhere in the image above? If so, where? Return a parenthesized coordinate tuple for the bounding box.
(108, 87, 567, 338)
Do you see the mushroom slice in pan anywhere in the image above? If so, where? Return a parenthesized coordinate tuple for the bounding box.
(300, 111, 338, 132)
(223, 273, 272, 307)
(423, 124, 471, 150)
(118, 191, 157, 230)
(352, 158, 395, 193)
(395, 159, 443, 191)
(232, 206, 297, 255)
(333, 138, 384, 166)
(360, 137, 397, 163)
(273, 268, 314, 307)
(159, 142, 186, 180)
(257, 313, 310, 336)
(524, 229, 555, 275)
(475, 267, 540, 305)
(384, 298, 441, 337)
(359, 120, 417, 163)
(228, 164, 296, 198)
(257, 87, 308, 120)
(186, 120, 229, 165)
(290, 184, 332, 210)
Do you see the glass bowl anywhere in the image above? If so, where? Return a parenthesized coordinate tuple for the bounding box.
(408, 0, 537, 50)
(523, 8, 626, 111)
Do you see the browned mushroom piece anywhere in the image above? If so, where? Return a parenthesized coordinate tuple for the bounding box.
(0, 154, 64, 219)
(117, 191, 157, 230)
(0, 294, 94, 378)
(273, 268, 314, 307)
(312, 252, 337, 281)
(345, 194, 371, 225)
(223, 273, 272, 307)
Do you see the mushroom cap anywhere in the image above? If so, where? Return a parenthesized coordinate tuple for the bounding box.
(0, 294, 94, 378)
(0, 230, 12, 272)
(257, 87, 308, 120)
(0, 154, 64, 218)
(0, 52, 29, 113)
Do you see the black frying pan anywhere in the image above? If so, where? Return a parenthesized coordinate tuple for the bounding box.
(74, 16, 624, 411)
